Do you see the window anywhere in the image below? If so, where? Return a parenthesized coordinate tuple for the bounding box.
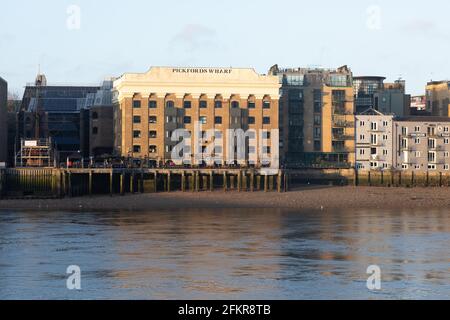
(149, 145, 157, 153)
(427, 127, 435, 136)
(231, 101, 239, 109)
(445, 127, 449, 133)
(184, 116, 191, 124)
(314, 127, 321, 139)
(248, 146, 256, 154)
(428, 151, 436, 163)
(428, 164, 436, 170)
(383, 134, 388, 140)
(92, 127, 98, 134)
(359, 149, 365, 155)
(359, 134, 365, 141)
(445, 138, 449, 144)
(133, 145, 141, 153)
(359, 121, 365, 126)
(215, 131, 223, 139)
(166, 116, 175, 123)
(133, 116, 141, 124)
(183, 101, 192, 109)
(214, 116, 222, 124)
(415, 138, 420, 144)
(263, 117, 270, 124)
(92, 112, 98, 119)
(371, 134, 378, 145)
(371, 122, 378, 130)
(248, 117, 255, 124)
(383, 149, 388, 155)
(199, 116, 207, 124)
(133, 100, 141, 108)
(402, 127, 408, 136)
(166, 101, 174, 108)
(370, 162, 378, 168)
(148, 100, 157, 108)
(133, 130, 141, 138)
(414, 126, 420, 132)
(428, 139, 436, 149)
(199, 100, 207, 109)
(445, 152, 450, 158)
(248, 102, 255, 109)
(149, 131, 157, 138)
(263, 101, 271, 109)
(263, 146, 271, 154)
(383, 121, 388, 127)
(263, 131, 271, 139)
(445, 164, 450, 170)
(149, 116, 157, 124)
(402, 164, 409, 169)
(415, 151, 421, 157)
(215, 100, 222, 108)
(314, 115, 321, 126)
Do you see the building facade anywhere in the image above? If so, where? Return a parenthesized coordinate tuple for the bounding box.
(113, 67, 280, 167)
(426, 81, 450, 117)
(354, 76, 410, 116)
(355, 109, 394, 171)
(18, 74, 100, 161)
(394, 117, 450, 171)
(0, 77, 7, 164)
(269, 65, 355, 167)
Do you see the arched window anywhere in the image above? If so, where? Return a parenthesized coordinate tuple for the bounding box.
(166, 101, 174, 108)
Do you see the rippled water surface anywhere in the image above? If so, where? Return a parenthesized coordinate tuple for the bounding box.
(0, 208, 449, 299)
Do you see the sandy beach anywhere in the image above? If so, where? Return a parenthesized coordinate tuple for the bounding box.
(1, 186, 450, 211)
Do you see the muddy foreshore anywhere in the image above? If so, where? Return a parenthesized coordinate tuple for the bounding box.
(1, 186, 450, 211)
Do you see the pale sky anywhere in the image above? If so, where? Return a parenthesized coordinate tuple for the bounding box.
(0, 0, 449, 96)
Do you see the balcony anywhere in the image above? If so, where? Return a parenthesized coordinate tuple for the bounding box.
(332, 134, 354, 141)
(333, 119, 354, 128)
(332, 146, 353, 153)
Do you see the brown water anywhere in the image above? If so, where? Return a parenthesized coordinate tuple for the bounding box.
(0, 208, 449, 299)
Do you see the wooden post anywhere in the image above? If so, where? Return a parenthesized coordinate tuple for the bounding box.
(230, 175, 235, 190)
(277, 172, 282, 193)
(264, 174, 268, 192)
(109, 171, 113, 196)
(167, 172, 171, 192)
(190, 173, 195, 192)
(256, 175, 261, 191)
(237, 171, 241, 192)
(250, 172, 254, 192)
(68, 171, 72, 197)
(181, 172, 186, 192)
(89, 171, 93, 196)
(223, 172, 227, 192)
(202, 175, 208, 191)
(269, 176, 274, 191)
(195, 172, 200, 192)
(120, 172, 124, 195)
(130, 172, 134, 193)
(154, 172, 158, 193)
(209, 172, 214, 192)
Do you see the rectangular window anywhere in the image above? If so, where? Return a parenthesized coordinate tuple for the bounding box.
(428, 151, 436, 163)
(133, 116, 141, 124)
(133, 100, 141, 108)
(263, 101, 271, 109)
(371, 134, 378, 145)
(133, 130, 141, 138)
(199, 116, 207, 124)
(214, 116, 222, 124)
(133, 145, 141, 153)
(445, 164, 450, 170)
(148, 100, 157, 108)
(445, 138, 449, 144)
(263, 117, 270, 124)
(183, 101, 192, 109)
(248, 102, 255, 109)
(415, 126, 420, 132)
(92, 127, 98, 135)
(402, 127, 408, 136)
(149, 145, 157, 153)
(215, 100, 222, 108)
(371, 122, 378, 131)
(262, 131, 271, 139)
(248, 117, 255, 124)
(149, 116, 157, 123)
(199, 100, 207, 109)
(149, 131, 157, 138)
(428, 139, 436, 149)
(183, 116, 191, 124)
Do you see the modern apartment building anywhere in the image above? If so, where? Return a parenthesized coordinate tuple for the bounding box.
(394, 117, 450, 171)
(426, 81, 450, 117)
(354, 76, 410, 116)
(0, 77, 7, 164)
(355, 108, 394, 171)
(113, 67, 280, 167)
(269, 65, 355, 167)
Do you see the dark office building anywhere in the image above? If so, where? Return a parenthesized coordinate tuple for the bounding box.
(18, 74, 100, 162)
(0, 77, 7, 165)
(354, 76, 411, 116)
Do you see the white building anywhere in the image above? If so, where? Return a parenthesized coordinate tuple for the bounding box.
(355, 108, 394, 171)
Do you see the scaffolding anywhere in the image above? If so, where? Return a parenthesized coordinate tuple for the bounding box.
(15, 138, 55, 168)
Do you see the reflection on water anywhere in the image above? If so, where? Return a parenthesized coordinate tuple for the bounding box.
(0, 208, 449, 299)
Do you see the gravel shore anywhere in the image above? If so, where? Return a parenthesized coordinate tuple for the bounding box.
(1, 186, 450, 211)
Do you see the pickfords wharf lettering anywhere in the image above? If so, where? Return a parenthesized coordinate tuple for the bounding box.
(172, 68, 232, 74)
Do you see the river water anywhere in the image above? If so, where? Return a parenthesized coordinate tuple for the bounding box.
(0, 208, 449, 300)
